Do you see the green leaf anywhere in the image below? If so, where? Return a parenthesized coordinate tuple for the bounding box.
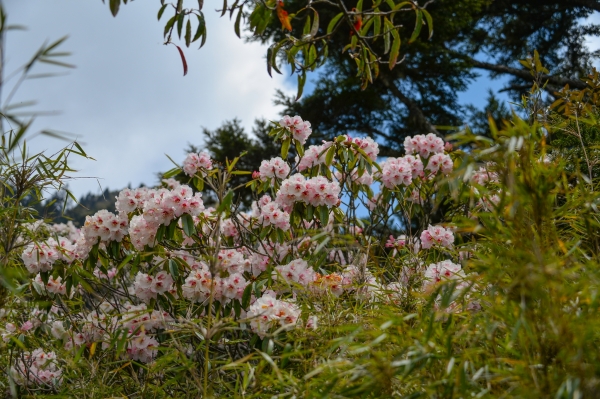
(217, 190, 234, 214)
(384, 17, 393, 55)
(408, 10, 422, 44)
(234, 7, 243, 38)
(296, 72, 306, 100)
(181, 213, 196, 237)
(310, 9, 319, 37)
(109, 0, 120, 17)
(185, 19, 192, 47)
(319, 205, 329, 225)
(389, 25, 401, 69)
(193, 14, 206, 42)
(327, 12, 344, 34)
(281, 138, 291, 158)
(325, 146, 335, 166)
(169, 259, 179, 279)
(177, 12, 185, 39)
(422, 9, 433, 39)
(157, 4, 168, 20)
(164, 15, 177, 38)
(242, 283, 253, 308)
(373, 14, 381, 38)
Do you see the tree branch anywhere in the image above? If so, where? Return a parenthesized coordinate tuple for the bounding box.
(468, 58, 588, 90)
(379, 75, 442, 138)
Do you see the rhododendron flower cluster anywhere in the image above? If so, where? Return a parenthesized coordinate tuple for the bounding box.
(126, 330, 159, 363)
(404, 133, 445, 158)
(420, 224, 455, 249)
(380, 157, 414, 188)
(296, 141, 332, 171)
(21, 239, 61, 274)
(10, 349, 62, 387)
(274, 259, 316, 288)
(133, 271, 175, 302)
(276, 174, 341, 210)
(247, 292, 301, 337)
(471, 165, 499, 186)
(82, 209, 129, 243)
(279, 115, 312, 145)
(259, 157, 290, 181)
(252, 195, 290, 230)
(425, 153, 453, 175)
(182, 151, 213, 177)
(33, 274, 66, 295)
(344, 136, 380, 161)
(423, 260, 466, 291)
(182, 263, 248, 304)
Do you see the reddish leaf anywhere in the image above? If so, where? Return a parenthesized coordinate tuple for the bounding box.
(174, 44, 188, 76)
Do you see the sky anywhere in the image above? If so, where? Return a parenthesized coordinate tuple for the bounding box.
(3, 1, 599, 201)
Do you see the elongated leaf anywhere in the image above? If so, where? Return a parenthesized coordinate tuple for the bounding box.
(157, 4, 168, 20)
(383, 17, 393, 54)
(185, 19, 192, 47)
(422, 9, 433, 39)
(193, 14, 206, 42)
(217, 190, 234, 214)
(408, 10, 422, 43)
(296, 72, 306, 100)
(164, 15, 177, 38)
(281, 138, 291, 158)
(389, 26, 401, 69)
(177, 12, 185, 38)
(109, 0, 120, 16)
(327, 12, 344, 34)
(234, 7, 243, 38)
(310, 9, 319, 37)
(181, 213, 196, 237)
(174, 44, 188, 76)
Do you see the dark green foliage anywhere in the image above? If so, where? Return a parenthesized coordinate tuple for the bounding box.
(265, 0, 600, 153)
(31, 188, 121, 226)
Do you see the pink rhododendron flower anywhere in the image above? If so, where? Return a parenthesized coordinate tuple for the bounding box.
(420, 225, 455, 249)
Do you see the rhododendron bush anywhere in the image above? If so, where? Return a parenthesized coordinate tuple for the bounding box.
(1, 107, 600, 397)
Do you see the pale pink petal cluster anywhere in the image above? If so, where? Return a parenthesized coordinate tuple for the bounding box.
(276, 174, 341, 210)
(126, 330, 159, 363)
(404, 133, 444, 158)
(385, 235, 406, 248)
(252, 195, 290, 231)
(247, 292, 301, 337)
(279, 115, 312, 145)
(423, 260, 465, 291)
(133, 271, 174, 302)
(21, 239, 61, 274)
(182, 151, 213, 177)
(115, 187, 151, 213)
(471, 165, 499, 186)
(380, 158, 413, 188)
(33, 274, 66, 295)
(425, 153, 453, 175)
(82, 210, 129, 243)
(259, 157, 290, 181)
(274, 259, 316, 288)
(296, 142, 332, 171)
(346, 136, 380, 161)
(182, 262, 248, 304)
(10, 348, 62, 387)
(420, 225, 455, 249)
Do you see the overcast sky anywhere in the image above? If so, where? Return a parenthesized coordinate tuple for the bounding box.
(4, 0, 296, 198)
(3, 1, 599, 200)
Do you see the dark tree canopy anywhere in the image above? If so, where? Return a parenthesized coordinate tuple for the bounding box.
(257, 0, 600, 154)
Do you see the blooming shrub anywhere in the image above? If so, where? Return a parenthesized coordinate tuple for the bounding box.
(2, 109, 600, 398)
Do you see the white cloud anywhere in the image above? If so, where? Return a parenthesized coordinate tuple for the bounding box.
(3, 0, 294, 198)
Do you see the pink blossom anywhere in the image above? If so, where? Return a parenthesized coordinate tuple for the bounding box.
(420, 225, 454, 249)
